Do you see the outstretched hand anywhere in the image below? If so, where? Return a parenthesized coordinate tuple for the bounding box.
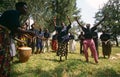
(67, 15, 71, 24)
(53, 16, 57, 26)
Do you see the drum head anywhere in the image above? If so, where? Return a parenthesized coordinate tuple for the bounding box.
(18, 47, 31, 50)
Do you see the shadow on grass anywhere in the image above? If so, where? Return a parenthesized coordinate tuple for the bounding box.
(74, 67, 120, 77)
(12, 60, 21, 64)
(50, 59, 100, 77)
(94, 68, 120, 77)
(99, 56, 110, 59)
(43, 58, 60, 62)
(99, 56, 105, 59)
(51, 59, 83, 77)
(11, 59, 85, 77)
(43, 55, 69, 62)
(11, 68, 53, 77)
(43, 57, 98, 65)
(11, 57, 120, 77)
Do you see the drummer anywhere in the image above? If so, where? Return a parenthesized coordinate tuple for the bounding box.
(0, 2, 34, 77)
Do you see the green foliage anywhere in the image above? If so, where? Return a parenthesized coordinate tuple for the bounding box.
(0, 0, 80, 32)
(95, 0, 120, 33)
(95, 0, 120, 46)
(0, 0, 16, 12)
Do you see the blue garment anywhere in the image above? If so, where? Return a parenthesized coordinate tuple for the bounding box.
(36, 31, 44, 48)
(29, 28, 38, 35)
(44, 32, 50, 38)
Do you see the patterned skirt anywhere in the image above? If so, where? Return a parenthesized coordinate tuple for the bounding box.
(102, 41, 112, 56)
(0, 25, 11, 77)
(57, 42, 68, 56)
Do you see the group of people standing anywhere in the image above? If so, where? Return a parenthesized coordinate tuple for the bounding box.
(0, 1, 112, 77)
(52, 15, 112, 63)
(18, 23, 51, 54)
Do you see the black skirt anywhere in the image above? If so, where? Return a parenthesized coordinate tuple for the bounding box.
(102, 41, 112, 56)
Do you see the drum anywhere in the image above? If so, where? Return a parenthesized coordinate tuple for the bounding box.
(18, 47, 32, 63)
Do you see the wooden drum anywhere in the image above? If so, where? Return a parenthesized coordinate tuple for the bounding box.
(18, 47, 32, 63)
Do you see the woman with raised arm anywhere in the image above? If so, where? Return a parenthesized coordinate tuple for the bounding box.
(53, 16, 71, 61)
(75, 16, 105, 63)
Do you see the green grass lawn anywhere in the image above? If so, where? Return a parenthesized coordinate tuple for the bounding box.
(11, 42, 120, 77)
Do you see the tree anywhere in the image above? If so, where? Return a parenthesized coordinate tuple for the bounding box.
(0, 0, 81, 32)
(95, 0, 120, 46)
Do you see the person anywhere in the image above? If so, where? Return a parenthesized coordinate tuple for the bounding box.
(100, 30, 111, 58)
(17, 24, 29, 47)
(0, 2, 34, 76)
(43, 28, 50, 53)
(69, 32, 76, 53)
(78, 31, 84, 54)
(28, 23, 38, 54)
(75, 16, 105, 63)
(36, 27, 44, 54)
(51, 31, 58, 52)
(53, 16, 71, 60)
(92, 31, 99, 57)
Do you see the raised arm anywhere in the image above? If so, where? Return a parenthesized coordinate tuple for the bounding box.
(67, 16, 71, 25)
(94, 15, 106, 27)
(74, 17, 83, 27)
(18, 27, 35, 36)
(53, 16, 56, 27)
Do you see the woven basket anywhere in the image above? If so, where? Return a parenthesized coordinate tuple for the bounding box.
(18, 47, 32, 63)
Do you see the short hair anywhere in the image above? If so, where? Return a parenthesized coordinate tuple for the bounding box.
(15, 2, 27, 10)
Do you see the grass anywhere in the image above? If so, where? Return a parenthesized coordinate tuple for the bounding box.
(11, 42, 120, 77)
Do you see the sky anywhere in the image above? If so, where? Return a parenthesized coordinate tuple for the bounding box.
(76, 0, 108, 25)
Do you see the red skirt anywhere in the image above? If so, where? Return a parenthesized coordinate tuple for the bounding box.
(52, 40, 58, 51)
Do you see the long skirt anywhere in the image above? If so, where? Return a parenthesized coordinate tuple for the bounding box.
(102, 41, 112, 56)
(52, 40, 58, 51)
(57, 42, 68, 56)
(69, 40, 76, 53)
(0, 25, 11, 77)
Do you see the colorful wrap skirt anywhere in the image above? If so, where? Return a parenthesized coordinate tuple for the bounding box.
(0, 25, 11, 77)
(57, 42, 68, 56)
